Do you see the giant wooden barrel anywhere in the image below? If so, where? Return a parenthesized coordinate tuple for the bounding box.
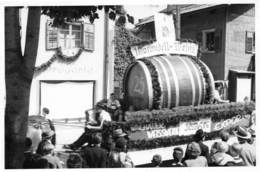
(123, 55, 215, 110)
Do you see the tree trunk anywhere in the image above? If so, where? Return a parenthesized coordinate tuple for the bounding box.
(5, 7, 41, 169)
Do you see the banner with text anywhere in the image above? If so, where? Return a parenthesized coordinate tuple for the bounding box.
(128, 115, 250, 141)
(131, 41, 199, 59)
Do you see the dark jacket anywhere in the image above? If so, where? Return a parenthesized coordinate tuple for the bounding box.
(197, 141, 210, 162)
(81, 146, 108, 168)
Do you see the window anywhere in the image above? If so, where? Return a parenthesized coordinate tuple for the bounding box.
(245, 31, 255, 54)
(46, 21, 95, 51)
(202, 29, 216, 53)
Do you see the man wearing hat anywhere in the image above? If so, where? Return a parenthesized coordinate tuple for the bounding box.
(233, 126, 256, 166)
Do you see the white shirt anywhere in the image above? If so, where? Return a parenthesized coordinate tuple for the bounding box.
(99, 110, 112, 122)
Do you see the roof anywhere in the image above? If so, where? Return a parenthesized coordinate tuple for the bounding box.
(135, 4, 223, 26)
(229, 69, 255, 74)
(136, 15, 154, 26)
(160, 4, 223, 14)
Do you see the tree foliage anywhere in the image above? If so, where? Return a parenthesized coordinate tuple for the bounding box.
(42, 6, 134, 26)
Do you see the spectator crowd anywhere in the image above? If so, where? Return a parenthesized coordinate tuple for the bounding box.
(23, 125, 255, 168)
(23, 93, 255, 168)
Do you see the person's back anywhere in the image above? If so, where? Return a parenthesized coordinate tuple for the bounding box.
(40, 141, 62, 168)
(108, 137, 134, 168)
(183, 142, 208, 167)
(240, 142, 256, 166)
(81, 133, 107, 168)
(184, 156, 208, 167)
(41, 155, 62, 168)
(225, 143, 245, 166)
(82, 145, 107, 168)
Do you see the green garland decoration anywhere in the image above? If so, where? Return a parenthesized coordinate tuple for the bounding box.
(139, 58, 162, 109)
(102, 102, 255, 151)
(34, 47, 83, 73)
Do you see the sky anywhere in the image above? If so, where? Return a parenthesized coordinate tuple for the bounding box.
(124, 5, 167, 28)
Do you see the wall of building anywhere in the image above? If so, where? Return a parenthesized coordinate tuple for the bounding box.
(224, 4, 255, 79)
(181, 6, 227, 80)
(20, 9, 108, 116)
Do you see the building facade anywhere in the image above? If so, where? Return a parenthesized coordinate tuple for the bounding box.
(20, 8, 115, 119)
(166, 4, 255, 80)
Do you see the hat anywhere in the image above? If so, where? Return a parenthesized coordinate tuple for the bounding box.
(173, 147, 183, 153)
(113, 129, 127, 138)
(216, 142, 229, 153)
(233, 126, 251, 140)
(187, 142, 201, 157)
(115, 137, 127, 149)
(194, 129, 205, 141)
(152, 154, 162, 163)
(42, 130, 55, 139)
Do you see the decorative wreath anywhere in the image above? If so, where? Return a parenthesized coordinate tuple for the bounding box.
(34, 47, 83, 73)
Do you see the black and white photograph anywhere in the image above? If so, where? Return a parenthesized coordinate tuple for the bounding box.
(1, 0, 257, 169)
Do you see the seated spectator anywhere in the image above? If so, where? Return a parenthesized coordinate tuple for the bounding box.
(150, 154, 162, 167)
(219, 130, 231, 153)
(213, 84, 229, 103)
(80, 133, 107, 168)
(107, 93, 121, 121)
(41, 142, 62, 168)
(108, 137, 134, 168)
(164, 147, 184, 167)
(67, 153, 83, 168)
(210, 142, 234, 166)
(225, 143, 245, 166)
(183, 142, 208, 167)
(23, 137, 42, 169)
(183, 129, 209, 162)
(171, 147, 184, 167)
(63, 104, 111, 150)
(36, 130, 55, 155)
(233, 126, 256, 166)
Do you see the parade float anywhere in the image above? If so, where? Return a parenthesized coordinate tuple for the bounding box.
(101, 13, 255, 165)
(26, 12, 255, 166)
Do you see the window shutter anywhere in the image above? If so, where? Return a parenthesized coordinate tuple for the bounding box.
(245, 31, 254, 53)
(46, 21, 58, 50)
(83, 23, 95, 51)
(214, 29, 222, 53)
